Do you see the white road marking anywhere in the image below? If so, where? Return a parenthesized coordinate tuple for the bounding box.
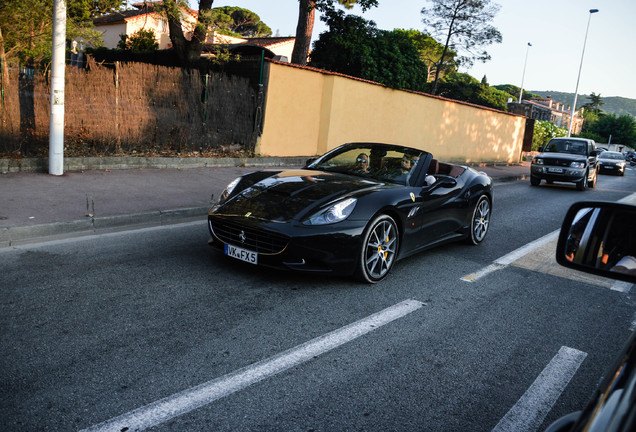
(492, 346, 587, 432)
(460, 263, 505, 282)
(611, 280, 633, 292)
(618, 192, 636, 205)
(0, 220, 206, 254)
(463, 192, 636, 283)
(80, 299, 425, 432)
(462, 231, 559, 282)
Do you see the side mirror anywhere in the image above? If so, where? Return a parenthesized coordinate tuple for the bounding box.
(305, 157, 317, 167)
(424, 176, 457, 192)
(590, 150, 600, 157)
(538, 146, 544, 153)
(436, 177, 457, 188)
(556, 201, 636, 283)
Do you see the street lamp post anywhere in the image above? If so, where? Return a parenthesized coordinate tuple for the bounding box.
(518, 42, 532, 103)
(568, 8, 599, 137)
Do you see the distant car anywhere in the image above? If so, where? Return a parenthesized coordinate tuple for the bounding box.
(208, 142, 493, 283)
(530, 137, 599, 190)
(546, 201, 636, 432)
(597, 151, 626, 176)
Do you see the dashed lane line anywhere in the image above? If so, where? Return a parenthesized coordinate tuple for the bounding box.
(492, 346, 587, 432)
(463, 192, 636, 286)
(461, 231, 559, 282)
(80, 299, 425, 432)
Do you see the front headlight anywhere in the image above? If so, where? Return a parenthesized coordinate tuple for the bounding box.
(533, 158, 544, 165)
(219, 177, 241, 203)
(570, 161, 585, 169)
(303, 197, 357, 225)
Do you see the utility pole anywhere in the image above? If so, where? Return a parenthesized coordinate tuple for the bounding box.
(49, 0, 66, 175)
(518, 42, 532, 103)
(568, 9, 599, 137)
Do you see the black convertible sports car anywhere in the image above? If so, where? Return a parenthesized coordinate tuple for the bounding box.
(208, 142, 493, 282)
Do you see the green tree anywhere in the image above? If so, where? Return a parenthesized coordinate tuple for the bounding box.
(586, 113, 636, 146)
(0, 0, 113, 68)
(493, 84, 540, 102)
(309, 11, 427, 91)
(160, 0, 214, 66)
(394, 29, 456, 82)
(532, 120, 567, 151)
(421, 0, 502, 95)
(291, 0, 378, 66)
(67, 0, 125, 21)
(117, 28, 159, 52)
(210, 6, 271, 37)
(579, 109, 599, 135)
(582, 92, 605, 114)
(435, 72, 509, 110)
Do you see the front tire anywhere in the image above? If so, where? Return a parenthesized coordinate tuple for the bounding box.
(576, 173, 587, 191)
(356, 214, 399, 283)
(530, 176, 540, 186)
(467, 195, 491, 245)
(588, 169, 597, 188)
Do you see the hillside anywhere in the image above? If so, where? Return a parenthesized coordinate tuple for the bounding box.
(529, 90, 636, 117)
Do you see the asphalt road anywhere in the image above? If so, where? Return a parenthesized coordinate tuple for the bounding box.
(1, 169, 635, 432)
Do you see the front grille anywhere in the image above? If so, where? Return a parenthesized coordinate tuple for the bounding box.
(546, 159, 573, 167)
(210, 219, 289, 255)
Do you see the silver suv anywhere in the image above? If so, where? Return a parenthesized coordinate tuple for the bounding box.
(530, 138, 599, 191)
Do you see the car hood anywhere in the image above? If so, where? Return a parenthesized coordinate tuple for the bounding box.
(213, 169, 390, 222)
(539, 153, 588, 162)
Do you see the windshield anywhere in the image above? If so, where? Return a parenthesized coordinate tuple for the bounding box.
(544, 139, 588, 155)
(599, 152, 624, 160)
(310, 144, 428, 185)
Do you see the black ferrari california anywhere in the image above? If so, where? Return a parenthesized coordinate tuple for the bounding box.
(208, 142, 493, 282)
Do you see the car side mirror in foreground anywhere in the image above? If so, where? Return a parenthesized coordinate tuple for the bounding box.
(556, 201, 636, 284)
(426, 177, 457, 191)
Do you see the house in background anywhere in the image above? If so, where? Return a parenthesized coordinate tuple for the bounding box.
(93, 1, 197, 50)
(203, 37, 295, 62)
(93, 2, 295, 61)
(507, 96, 584, 135)
(238, 37, 295, 61)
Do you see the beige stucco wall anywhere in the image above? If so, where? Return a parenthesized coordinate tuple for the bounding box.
(96, 22, 126, 49)
(257, 61, 526, 164)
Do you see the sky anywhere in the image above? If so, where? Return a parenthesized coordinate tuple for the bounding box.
(201, 0, 636, 99)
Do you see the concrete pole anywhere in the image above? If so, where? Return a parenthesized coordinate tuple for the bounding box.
(518, 43, 532, 103)
(567, 9, 599, 137)
(49, 0, 66, 175)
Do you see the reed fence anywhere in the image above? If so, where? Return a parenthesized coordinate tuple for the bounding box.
(0, 60, 258, 157)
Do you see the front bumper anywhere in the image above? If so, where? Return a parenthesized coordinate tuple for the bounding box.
(208, 215, 366, 275)
(598, 163, 625, 173)
(531, 165, 585, 183)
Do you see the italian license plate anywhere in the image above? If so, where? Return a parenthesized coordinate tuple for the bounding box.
(225, 244, 257, 264)
(548, 167, 564, 173)
(603, 165, 614, 169)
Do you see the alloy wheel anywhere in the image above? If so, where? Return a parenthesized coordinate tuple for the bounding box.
(358, 215, 399, 283)
(470, 196, 491, 244)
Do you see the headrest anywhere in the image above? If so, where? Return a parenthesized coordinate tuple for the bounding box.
(427, 159, 439, 175)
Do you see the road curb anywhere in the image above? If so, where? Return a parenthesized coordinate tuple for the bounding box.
(492, 173, 530, 184)
(0, 156, 310, 173)
(0, 206, 210, 248)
